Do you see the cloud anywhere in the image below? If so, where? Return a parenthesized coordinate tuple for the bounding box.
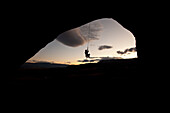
(98, 45, 112, 50)
(79, 21, 103, 41)
(56, 20, 103, 47)
(56, 28, 86, 47)
(117, 47, 137, 55)
(77, 59, 100, 63)
(77, 56, 122, 63)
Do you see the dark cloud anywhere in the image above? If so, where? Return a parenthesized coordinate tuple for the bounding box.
(77, 56, 122, 63)
(77, 59, 100, 63)
(77, 59, 89, 62)
(56, 28, 86, 47)
(98, 45, 112, 50)
(56, 20, 103, 47)
(117, 47, 137, 55)
(117, 51, 125, 54)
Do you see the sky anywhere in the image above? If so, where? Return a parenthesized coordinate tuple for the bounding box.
(27, 18, 137, 65)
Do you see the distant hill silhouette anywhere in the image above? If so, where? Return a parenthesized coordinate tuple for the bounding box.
(21, 62, 68, 69)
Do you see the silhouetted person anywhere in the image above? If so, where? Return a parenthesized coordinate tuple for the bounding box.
(85, 49, 90, 58)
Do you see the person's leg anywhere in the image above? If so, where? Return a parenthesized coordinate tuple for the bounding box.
(88, 54, 90, 58)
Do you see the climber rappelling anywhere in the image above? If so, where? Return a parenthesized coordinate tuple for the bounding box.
(85, 47, 90, 58)
(85, 23, 91, 58)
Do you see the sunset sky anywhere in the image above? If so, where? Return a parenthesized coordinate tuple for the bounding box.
(27, 18, 137, 65)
